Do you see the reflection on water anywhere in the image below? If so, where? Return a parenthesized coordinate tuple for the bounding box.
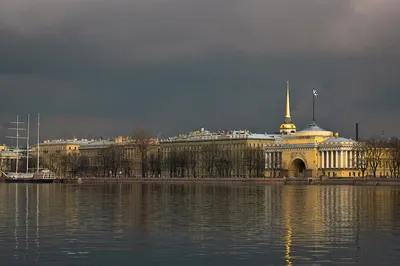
(0, 183, 400, 265)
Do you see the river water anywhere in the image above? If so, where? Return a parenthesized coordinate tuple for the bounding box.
(0, 183, 399, 265)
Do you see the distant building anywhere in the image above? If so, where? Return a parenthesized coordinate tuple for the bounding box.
(160, 128, 275, 178)
(79, 137, 159, 177)
(33, 138, 92, 156)
(161, 81, 396, 178)
(0, 146, 21, 175)
(265, 81, 395, 178)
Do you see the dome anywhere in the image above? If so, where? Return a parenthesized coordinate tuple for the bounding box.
(296, 122, 333, 137)
(280, 123, 296, 130)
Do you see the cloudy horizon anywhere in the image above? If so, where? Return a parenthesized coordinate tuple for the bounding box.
(1, 0, 400, 143)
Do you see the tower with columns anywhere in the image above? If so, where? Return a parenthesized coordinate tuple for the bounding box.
(265, 82, 360, 178)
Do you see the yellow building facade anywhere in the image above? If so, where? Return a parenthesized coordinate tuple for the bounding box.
(160, 128, 275, 178)
(35, 138, 91, 156)
(0, 149, 20, 175)
(265, 81, 390, 178)
(79, 137, 159, 177)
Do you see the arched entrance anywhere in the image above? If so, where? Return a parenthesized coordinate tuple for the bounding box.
(290, 159, 306, 178)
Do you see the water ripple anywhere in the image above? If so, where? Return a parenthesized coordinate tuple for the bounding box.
(0, 183, 400, 265)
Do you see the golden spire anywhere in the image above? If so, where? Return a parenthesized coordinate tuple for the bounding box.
(280, 80, 296, 134)
(285, 81, 291, 123)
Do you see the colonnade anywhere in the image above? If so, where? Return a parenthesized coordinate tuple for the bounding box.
(265, 152, 282, 169)
(319, 150, 355, 169)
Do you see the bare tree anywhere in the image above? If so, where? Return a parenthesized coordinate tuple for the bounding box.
(366, 137, 386, 178)
(68, 153, 81, 177)
(148, 149, 162, 178)
(201, 142, 220, 177)
(231, 151, 243, 178)
(165, 147, 179, 177)
(98, 145, 123, 177)
(215, 149, 232, 178)
(243, 146, 261, 178)
(353, 142, 370, 177)
(187, 149, 198, 178)
(77, 155, 90, 177)
(177, 148, 188, 177)
(255, 148, 266, 177)
(131, 128, 153, 177)
(389, 137, 400, 177)
(42, 152, 62, 176)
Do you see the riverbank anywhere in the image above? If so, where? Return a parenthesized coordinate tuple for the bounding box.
(60, 177, 285, 184)
(58, 177, 400, 186)
(2, 176, 399, 186)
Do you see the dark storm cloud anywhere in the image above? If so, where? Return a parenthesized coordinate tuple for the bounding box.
(1, 0, 400, 142)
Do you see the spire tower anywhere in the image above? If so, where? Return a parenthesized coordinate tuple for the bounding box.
(280, 81, 296, 135)
(285, 81, 291, 123)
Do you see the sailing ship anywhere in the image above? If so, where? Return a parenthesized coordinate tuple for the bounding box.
(1, 114, 57, 183)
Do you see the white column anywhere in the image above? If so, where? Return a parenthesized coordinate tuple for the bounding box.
(269, 152, 273, 168)
(349, 151, 353, 168)
(335, 151, 338, 168)
(326, 151, 329, 168)
(265, 153, 268, 169)
(272, 152, 276, 168)
(330, 151, 334, 168)
(321, 151, 325, 169)
(345, 151, 348, 168)
(340, 150, 343, 169)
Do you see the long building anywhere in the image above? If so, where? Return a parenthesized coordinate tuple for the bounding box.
(161, 81, 396, 178)
(160, 128, 275, 178)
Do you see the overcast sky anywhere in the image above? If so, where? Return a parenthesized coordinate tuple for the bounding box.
(1, 0, 400, 143)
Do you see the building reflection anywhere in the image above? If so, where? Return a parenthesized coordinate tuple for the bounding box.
(1, 183, 400, 264)
(281, 185, 400, 264)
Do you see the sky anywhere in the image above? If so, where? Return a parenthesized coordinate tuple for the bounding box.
(1, 0, 400, 144)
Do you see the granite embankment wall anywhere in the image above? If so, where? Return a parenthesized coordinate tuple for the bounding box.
(59, 177, 400, 186)
(60, 177, 285, 184)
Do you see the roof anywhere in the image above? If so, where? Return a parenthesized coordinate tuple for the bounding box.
(0, 150, 19, 156)
(160, 128, 280, 142)
(79, 140, 115, 150)
(322, 137, 356, 144)
(299, 122, 329, 132)
(296, 122, 333, 137)
(41, 140, 92, 145)
(247, 134, 281, 140)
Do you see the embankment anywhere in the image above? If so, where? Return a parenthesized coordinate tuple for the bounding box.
(60, 177, 284, 184)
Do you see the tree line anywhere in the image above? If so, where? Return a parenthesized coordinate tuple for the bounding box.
(163, 144, 265, 178)
(351, 137, 400, 178)
(36, 143, 265, 178)
(29, 128, 264, 178)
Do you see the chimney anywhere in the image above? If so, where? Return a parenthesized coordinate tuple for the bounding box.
(355, 123, 359, 141)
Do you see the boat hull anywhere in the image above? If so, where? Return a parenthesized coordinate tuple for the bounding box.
(4, 178, 54, 183)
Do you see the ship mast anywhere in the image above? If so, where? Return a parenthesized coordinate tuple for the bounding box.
(37, 113, 40, 172)
(6, 115, 27, 174)
(26, 113, 30, 173)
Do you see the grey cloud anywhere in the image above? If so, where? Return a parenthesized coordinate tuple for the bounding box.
(1, 0, 400, 61)
(0, 0, 400, 142)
